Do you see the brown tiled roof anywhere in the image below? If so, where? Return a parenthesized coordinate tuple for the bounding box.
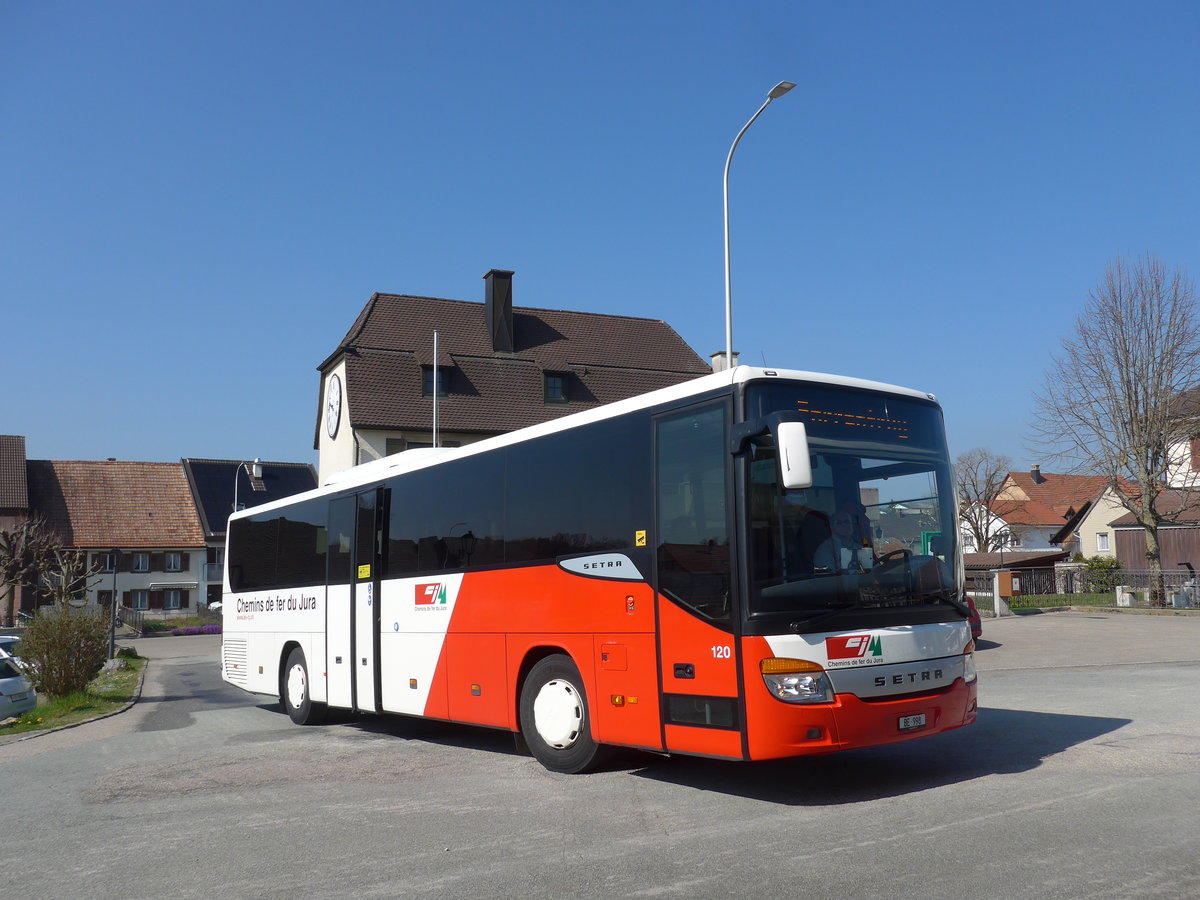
(26, 460, 205, 549)
(992, 471, 1119, 527)
(0, 435, 28, 509)
(1110, 490, 1200, 526)
(322, 293, 711, 437)
(344, 350, 704, 434)
(987, 497, 1065, 527)
(963, 551, 1069, 569)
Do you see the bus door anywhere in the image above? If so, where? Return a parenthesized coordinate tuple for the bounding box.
(325, 489, 385, 713)
(326, 496, 355, 709)
(353, 488, 384, 713)
(654, 402, 744, 759)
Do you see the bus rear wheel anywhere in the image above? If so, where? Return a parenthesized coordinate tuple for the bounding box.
(520, 654, 605, 774)
(282, 647, 327, 725)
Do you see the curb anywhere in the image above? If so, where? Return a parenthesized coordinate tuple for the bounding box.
(981, 605, 1200, 618)
(0, 658, 148, 744)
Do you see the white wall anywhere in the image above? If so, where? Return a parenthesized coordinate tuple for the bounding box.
(316, 359, 355, 485)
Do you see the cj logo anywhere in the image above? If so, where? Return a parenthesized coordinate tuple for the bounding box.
(415, 583, 447, 606)
(826, 634, 883, 660)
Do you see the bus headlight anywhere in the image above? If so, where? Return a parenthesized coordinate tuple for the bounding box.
(760, 658, 834, 704)
(963, 649, 977, 685)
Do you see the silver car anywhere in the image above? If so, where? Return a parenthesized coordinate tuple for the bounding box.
(0, 635, 22, 662)
(0, 648, 36, 720)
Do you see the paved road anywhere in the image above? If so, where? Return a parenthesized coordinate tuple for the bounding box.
(1, 613, 1198, 899)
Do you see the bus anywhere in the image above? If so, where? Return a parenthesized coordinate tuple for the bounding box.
(221, 366, 977, 772)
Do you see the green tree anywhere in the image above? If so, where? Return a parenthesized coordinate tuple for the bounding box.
(20, 602, 109, 698)
(1080, 555, 1122, 594)
(19, 547, 108, 698)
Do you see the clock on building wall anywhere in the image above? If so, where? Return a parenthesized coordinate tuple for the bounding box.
(325, 374, 342, 439)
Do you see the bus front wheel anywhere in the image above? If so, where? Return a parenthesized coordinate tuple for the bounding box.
(282, 647, 327, 725)
(519, 654, 605, 774)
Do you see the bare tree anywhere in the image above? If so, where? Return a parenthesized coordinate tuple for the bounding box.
(1033, 254, 1200, 605)
(954, 448, 1014, 552)
(0, 517, 60, 623)
(38, 548, 104, 607)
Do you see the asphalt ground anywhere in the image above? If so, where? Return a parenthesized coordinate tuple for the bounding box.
(1, 612, 1198, 899)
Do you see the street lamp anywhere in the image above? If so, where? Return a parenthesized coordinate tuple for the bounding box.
(232, 458, 265, 513)
(108, 548, 120, 660)
(721, 80, 796, 370)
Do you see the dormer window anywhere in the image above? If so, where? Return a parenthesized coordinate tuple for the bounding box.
(422, 368, 447, 397)
(544, 372, 568, 404)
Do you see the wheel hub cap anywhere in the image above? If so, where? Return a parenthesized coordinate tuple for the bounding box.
(532, 678, 582, 749)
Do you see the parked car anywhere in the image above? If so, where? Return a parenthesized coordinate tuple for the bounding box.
(966, 595, 982, 641)
(0, 635, 23, 666)
(0, 649, 37, 720)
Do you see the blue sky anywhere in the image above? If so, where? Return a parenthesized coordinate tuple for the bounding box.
(4, 1, 1197, 471)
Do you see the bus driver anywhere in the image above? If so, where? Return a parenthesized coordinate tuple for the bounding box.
(813, 504, 873, 574)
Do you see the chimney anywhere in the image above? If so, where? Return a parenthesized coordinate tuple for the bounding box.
(483, 269, 515, 353)
(1031, 464, 1045, 484)
(710, 350, 739, 372)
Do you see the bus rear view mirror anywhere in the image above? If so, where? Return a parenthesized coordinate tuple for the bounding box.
(776, 421, 813, 490)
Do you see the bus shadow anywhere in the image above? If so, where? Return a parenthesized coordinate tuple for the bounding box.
(626, 707, 1130, 805)
(324, 709, 527, 758)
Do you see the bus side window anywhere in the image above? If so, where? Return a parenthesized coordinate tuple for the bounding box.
(655, 405, 731, 623)
(327, 497, 356, 585)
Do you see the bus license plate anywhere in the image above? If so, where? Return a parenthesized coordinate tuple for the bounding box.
(898, 713, 926, 732)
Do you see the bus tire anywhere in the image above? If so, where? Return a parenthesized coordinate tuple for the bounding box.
(519, 654, 605, 774)
(282, 647, 327, 725)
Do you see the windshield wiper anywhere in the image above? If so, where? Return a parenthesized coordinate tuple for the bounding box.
(919, 590, 972, 618)
(789, 603, 866, 634)
(788, 591, 971, 635)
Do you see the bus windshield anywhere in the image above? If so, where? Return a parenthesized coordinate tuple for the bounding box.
(743, 383, 961, 625)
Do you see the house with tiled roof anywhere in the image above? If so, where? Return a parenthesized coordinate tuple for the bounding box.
(314, 269, 712, 483)
(26, 459, 206, 617)
(0, 435, 29, 533)
(1, 436, 32, 626)
(962, 465, 1126, 557)
(1110, 489, 1200, 571)
(1163, 387, 1200, 490)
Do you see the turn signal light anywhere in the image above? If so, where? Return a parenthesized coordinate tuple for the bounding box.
(760, 657, 825, 675)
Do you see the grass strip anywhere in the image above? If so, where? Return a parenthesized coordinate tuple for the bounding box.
(0, 654, 145, 735)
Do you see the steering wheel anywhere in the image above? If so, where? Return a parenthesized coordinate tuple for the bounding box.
(877, 548, 913, 564)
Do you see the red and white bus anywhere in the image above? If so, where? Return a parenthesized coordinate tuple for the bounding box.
(221, 366, 977, 772)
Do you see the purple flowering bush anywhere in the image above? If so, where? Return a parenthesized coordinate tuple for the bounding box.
(170, 624, 222, 636)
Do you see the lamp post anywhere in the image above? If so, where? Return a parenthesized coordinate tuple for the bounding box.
(722, 80, 796, 370)
(108, 548, 120, 660)
(232, 458, 264, 513)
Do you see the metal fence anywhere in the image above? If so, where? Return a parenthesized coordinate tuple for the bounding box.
(968, 567, 1200, 614)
